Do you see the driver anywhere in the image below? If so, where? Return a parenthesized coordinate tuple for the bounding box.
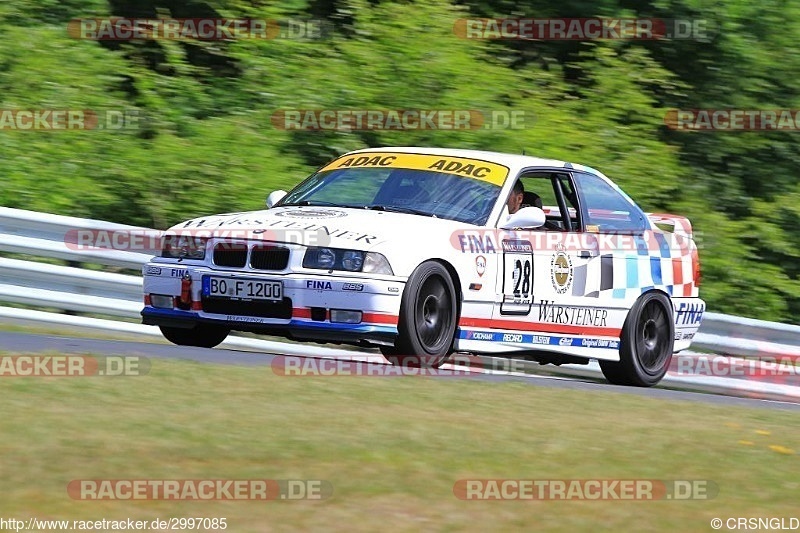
(507, 180, 524, 214)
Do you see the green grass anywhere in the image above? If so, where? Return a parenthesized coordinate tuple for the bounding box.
(0, 356, 798, 532)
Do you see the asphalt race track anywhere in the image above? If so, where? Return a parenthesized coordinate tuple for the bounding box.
(2, 331, 799, 412)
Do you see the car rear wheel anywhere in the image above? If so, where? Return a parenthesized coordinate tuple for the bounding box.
(384, 261, 458, 368)
(599, 292, 674, 387)
(159, 325, 230, 348)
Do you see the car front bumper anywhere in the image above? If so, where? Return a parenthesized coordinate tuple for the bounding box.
(141, 262, 403, 346)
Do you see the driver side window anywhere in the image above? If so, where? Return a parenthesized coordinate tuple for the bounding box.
(514, 172, 580, 231)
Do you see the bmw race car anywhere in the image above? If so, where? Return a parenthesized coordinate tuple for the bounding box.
(141, 147, 705, 386)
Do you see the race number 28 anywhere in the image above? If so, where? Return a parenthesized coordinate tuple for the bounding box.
(513, 259, 531, 297)
(501, 239, 534, 315)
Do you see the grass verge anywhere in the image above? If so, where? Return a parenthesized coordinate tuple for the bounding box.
(0, 355, 797, 532)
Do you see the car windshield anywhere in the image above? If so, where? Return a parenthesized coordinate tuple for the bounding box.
(279, 166, 502, 225)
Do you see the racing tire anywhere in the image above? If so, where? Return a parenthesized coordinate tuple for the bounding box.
(385, 261, 458, 368)
(599, 292, 674, 387)
(159, 325, 230, 348)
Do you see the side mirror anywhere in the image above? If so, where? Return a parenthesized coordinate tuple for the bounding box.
(266, 190, 288, 208)
(499, 206, 546, 230)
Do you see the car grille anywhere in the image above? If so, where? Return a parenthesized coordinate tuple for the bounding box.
(250, 244, 290, 271)
(201, 297, 293, 318)
(211, 241, 290, 270)
(213, 242, 248, 267)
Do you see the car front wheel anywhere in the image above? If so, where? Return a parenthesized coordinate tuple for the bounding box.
(600, 292, 674, 387)
(384, 261, 458, 368)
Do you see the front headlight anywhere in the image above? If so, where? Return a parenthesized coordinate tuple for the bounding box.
(161, 234, 208, 260)
(303, 247, 393, 275)
(362, 252, 393, 275)
(303, 247, 337, 269)
(341, 250, 364, 271)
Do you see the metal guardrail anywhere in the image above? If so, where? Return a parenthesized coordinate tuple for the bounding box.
(0, 206, 148, 318)
(0, 206, 154, 269)
(0, 206, 798, 358)
(693, 312, 800, 357)
(0, 257, 142, 317)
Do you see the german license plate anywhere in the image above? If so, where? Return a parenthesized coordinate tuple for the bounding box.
(203, 276, 282, 301)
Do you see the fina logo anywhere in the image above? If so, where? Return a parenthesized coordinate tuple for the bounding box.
(675, 302, 704, 325)
(275, 209, 347, 219)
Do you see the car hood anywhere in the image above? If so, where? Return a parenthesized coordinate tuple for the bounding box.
(171, 206, 478, 252)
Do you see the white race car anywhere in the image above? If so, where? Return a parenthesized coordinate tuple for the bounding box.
(142, 147, 704, 386)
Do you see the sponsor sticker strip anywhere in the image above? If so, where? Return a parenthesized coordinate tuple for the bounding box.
(460, 329, 620, 349)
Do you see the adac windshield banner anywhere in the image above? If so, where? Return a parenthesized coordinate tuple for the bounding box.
(320, 152, 509, 186)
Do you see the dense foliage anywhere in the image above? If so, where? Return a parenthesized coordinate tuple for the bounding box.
(1, 0, 798, 322)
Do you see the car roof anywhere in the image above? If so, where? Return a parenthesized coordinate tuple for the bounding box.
(344, 146, 603, 179)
